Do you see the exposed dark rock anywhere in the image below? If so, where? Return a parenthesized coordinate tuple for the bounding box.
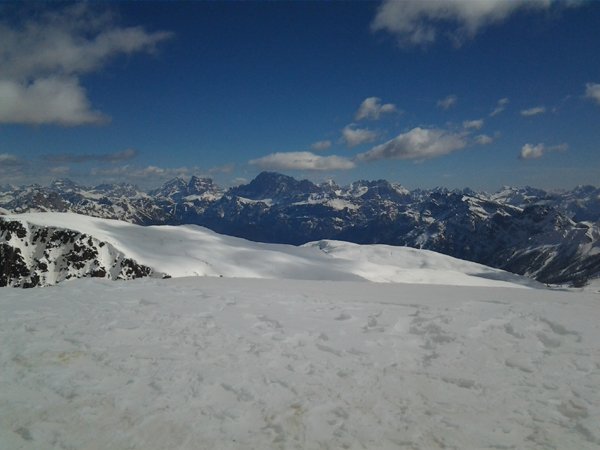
(0, 218, 157, 288)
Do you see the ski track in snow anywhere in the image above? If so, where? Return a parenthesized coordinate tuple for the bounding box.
(1, 277, 599, 449)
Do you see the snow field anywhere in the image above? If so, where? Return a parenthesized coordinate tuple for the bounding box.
(1, 277, 599, 449)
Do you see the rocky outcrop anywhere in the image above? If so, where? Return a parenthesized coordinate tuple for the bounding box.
(0, 219, 156, 288)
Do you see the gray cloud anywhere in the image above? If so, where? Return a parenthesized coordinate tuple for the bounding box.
(585, 82, 600, 105)
(341, 124, 378, 148)
(437, 94, 457, 110)
(45, 148, 138, 164)
(371, 0, 562, 47)
(0, 4, 172, 126)
(357, 127, 467, 162)
(355, 97, 397, 121)
(249, 151, 355, 171)
(520, 106, 546, 117)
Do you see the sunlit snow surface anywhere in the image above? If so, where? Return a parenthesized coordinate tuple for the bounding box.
(2, 277, 599, 449)
(4, 212, 537, 288)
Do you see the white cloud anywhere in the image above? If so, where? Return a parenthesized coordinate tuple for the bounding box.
(490, 97, 509, 116)
(311, 140, 332, 151)
(519, 142, 568, 160)
(463, 119, 484, 130)
(520, 106, 546, 117)
(0, 77, 107, 126)
(0, 4, 172, 125)
(249, 151, 355, 171)
(357, 127, 467, 162)
(474, 134, 494, 145)
(342, 124, 378, 148)
(371, 0, 557, 47)
(437, 94, 457, 110)
(585, 82, 600, 105)
(355, 97, 397, 121)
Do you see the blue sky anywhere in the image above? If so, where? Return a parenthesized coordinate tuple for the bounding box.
(1, 1, 599, 191)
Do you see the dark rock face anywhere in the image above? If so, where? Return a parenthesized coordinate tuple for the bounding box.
(1, 172, 599, 285)
(0, 219, 155, 288)
(228, 171, 320, 203)
(0, 244, 31, 287)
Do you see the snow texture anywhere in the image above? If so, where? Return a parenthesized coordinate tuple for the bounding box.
(1, 277, 599, 449)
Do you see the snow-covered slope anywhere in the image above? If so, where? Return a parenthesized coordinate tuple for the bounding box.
(3, 173, 599, 285)
(1, 277, 598, 449)
(2, 212, 537, 288)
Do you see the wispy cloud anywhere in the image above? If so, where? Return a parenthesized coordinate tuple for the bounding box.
(371, 0, 566, 47)
(585, 82, 600, 105)
(520, 106, 546, 117)
(463, 119, 484, 130)
(0, 153, 28, 181)
(437, 95, 457, 110)
(89, 165, 203, 184)
(0, 4, 172, 126)
(355, 97, 397, 121)
(49, 166, 71, 175)
(249, 151, 355, 171)
(0, 153, 23, 166)
(474, 134, 494, 145)
(208, 163, 235, 175)
(357, 127, 466, 162)
(490, 97, 509, 117)
(519, 142, 568, 160)
(341, 124, 378, 148)
(44, 148, 138, 164)
(311, 140, 332, 151)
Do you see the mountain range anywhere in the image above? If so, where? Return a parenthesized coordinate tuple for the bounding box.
(1, 172, 599, 285)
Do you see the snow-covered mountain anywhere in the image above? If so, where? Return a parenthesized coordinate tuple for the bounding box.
(1, 212, 538, 288)
(1, 172, 599, 284)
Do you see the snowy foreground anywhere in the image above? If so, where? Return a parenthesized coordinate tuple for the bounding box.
(2, 277, 599, 449)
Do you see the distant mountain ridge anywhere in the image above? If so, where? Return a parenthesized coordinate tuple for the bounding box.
(1, 172, 599, 285)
